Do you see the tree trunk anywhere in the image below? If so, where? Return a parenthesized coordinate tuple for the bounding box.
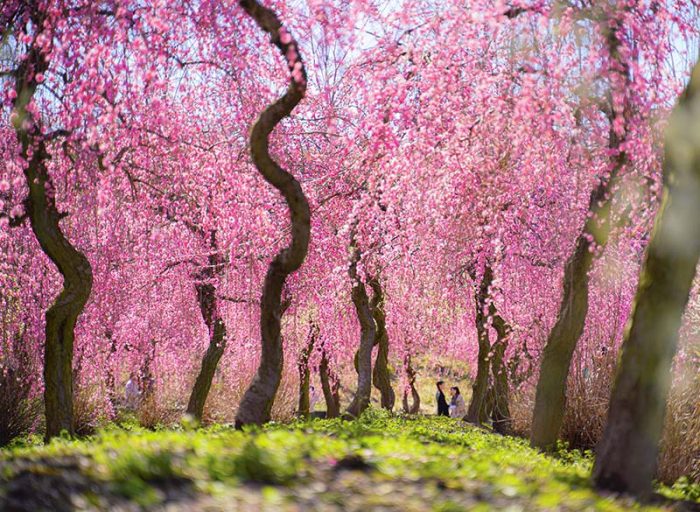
(12, 38, 93, 442)
(139, 339, 157, 401)
(593, 59, 700, 499)
(187, 232, 228, 422)
(319, 344, 340, 419)
(402, 355, 421, 414)
(297, 322, 318, 418)
(235, 0, 311, 427)
(346, 239, 377, 418)
(105, 329, 117, 408)
(530, 17, 629, 451)
(490, 334, 512, 434)
(369, 277, 395, 411)
(466, 265, 494, 424)
(530, 236, 595, 448)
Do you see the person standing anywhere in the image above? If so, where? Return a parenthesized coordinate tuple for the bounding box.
(125, 372, 141, 411)
(436, 380, 449, 416)
(449, 386, 466, 418)
(309, 385, 320, 413)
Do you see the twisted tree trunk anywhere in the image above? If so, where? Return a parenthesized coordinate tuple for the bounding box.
(346, 240, 377, 418)
(530, 21, 628, 451)
(235, 0, 311, 427)
(187, 232, 228, 422)
(297, 322, 318, 418)
(593, 59, 700, 499)
(466, 265, 494, 424)
(369, 277, 395, 411)
(319, 343, 340, 418)
(402, 355, 420, 414)
(12, 33, 93, 442)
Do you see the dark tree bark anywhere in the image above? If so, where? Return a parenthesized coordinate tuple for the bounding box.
(11, 24, 93, 442)
(235, 0, 311, 427)
(187, 232, 228, 422)
(139, 338, 157, 401)
(297, 322, 318, 418)
(369, 277, 395, 411)
(530, 19, 629, 451)
(466, 266, 494, 424)
(105, 329, 118, 407)
(465, 264, 512, 429)
(402, 355, 420, 414)
(346, 238, 377, 418)
(593, 59, 700, 499)
(490, 316, 512, 435)
(319, 342, 340, 419)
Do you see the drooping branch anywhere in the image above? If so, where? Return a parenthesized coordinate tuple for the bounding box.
(235, 0, 311, 427)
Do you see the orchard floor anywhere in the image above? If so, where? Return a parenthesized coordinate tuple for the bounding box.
(1, 412, 698, 512)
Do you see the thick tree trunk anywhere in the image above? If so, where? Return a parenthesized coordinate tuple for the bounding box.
(530, 18, 629, 451)
(593, 60, 700, 499)
(235, 0, 311, 427)
(297, 322, 318, 418)
(466, 266, 494, 424)
(187, 233, 228, 422)
(369, 277, 395, 411)
(530, 236, 595, 448)
(402, 355, 420, 414)
(12, 40, 93, 442)
(319, 344, 340, 418)
(346, 241, 377, 418)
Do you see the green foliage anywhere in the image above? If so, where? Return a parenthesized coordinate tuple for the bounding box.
(661, 476, 700, 502)
(1, 413, 696, 510)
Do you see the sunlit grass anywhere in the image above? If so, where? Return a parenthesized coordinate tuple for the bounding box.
(1, 410, 697, 510)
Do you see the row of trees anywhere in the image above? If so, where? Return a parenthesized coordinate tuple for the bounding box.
(1, 0, 700, 500)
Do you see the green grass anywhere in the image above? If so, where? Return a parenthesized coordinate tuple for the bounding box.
(0, 410, 697, 510)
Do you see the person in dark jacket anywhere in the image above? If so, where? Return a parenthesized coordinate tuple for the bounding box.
(436, 380, 449, 416)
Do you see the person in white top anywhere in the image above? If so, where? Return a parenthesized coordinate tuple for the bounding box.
(449, 386, 466, 418)
(124, 372, 141, 410)
(309, 385, 320, 412)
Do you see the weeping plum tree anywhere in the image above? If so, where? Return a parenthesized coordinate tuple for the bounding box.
(530, 14, 630, 450)
(593, 59, 700, 499)
(234, 0, 311, 427)
(10, 9, 93, 441)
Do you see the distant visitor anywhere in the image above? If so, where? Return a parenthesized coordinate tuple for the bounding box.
(449, 386, 466, 418)
(436, 380, 449, 416)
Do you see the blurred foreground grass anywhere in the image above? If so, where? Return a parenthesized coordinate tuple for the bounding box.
(0, 410, 698, 511)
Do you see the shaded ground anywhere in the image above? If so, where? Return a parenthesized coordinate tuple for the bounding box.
(1, 412, 698, 511)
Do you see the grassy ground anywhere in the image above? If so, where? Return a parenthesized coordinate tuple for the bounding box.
(1, 410, 698, 511)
